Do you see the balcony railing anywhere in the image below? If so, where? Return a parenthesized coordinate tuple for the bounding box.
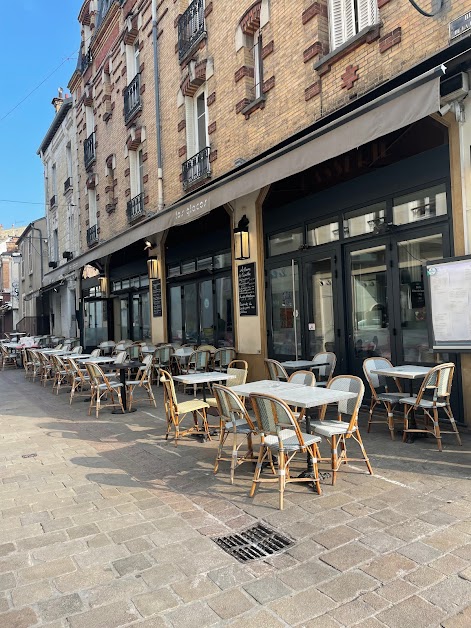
(84, 132, 96, 169)
(86, 224, 98, 247)
(49, 195, 57, 209)
(81, 49, 93, 73)
(124, 73, 141, 123)
(178, 0, 205, 62)
(182, 147, 211, 190)
(63, 177, 72, 193)
(127, 193, 145, 223)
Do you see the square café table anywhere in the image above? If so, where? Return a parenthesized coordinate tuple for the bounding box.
(280, 360, 329, 372)
(173, 372, 235, 401)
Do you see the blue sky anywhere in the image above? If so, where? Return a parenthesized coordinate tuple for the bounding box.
(0, 1, 81, 229)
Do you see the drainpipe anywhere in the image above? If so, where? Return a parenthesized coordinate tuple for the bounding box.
(30, 224, 44, 283)
(152, 0, 164, 212)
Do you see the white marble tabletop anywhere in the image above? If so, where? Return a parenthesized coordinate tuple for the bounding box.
(74, 356, 115, 364)
(174, 348, 194, 358)
(230, 380, 356, 409)
(280, 360, 329, 370)
(371, 365, 431, 379)
(173, 372, 235, 385)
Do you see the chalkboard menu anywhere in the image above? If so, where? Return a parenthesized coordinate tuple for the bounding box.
(152, 279, 162, 317)
(238, 263, 257, 316)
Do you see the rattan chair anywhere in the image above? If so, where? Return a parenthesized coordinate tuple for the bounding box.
(90, 348, 101, 357)
(264, 358, 288, 382)
(153, 345, 174, 384)
(212, 348, 237, 372)
(312, 352, 336, 387)
(22, 349, 34, 379)
(313, 375, 372, 485)
(51, 354, 70, 395)
(125, 355, 156, 410)
(99, 340, 116, 355)
(249, 392, 322, 509)
(181, 350, 210, 395)
(37, 352, 53, 386)
(363, 357, 404, 439)
(66, 357, 91, 404)
(288, 370, 316, 420)
(212, 384, 259, 484)
(0, 344, 18, 370)
(28, 349, 41, 382)
(85, 362, 124, 418)
(71, 345, 83, 354)
(401, 363, 461, 451)
(159, 368, 210, 445)
(206, 360, 249, 408)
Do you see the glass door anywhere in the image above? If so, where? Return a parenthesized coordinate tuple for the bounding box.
(199, 280, 215, 344)
(183, 283, 198, 345)
(83, 300, 109, 349)
(304, 256, 337, 358)
(267, 261, 302, 360)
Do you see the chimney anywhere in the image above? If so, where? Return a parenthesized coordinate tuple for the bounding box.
(52, 87, 64, 113)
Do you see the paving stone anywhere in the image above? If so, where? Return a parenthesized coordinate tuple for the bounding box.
(208, 588, 255, 620)
(360, 531, 404, 553)
(430, 553, 470, 576)
(66, 523, 101, 539)
(318, 570, 378, 603)
(124, 537, 154, 553)
(453, 544, 471, 560)
(108, 522, 156, 544)
(377, 595, 446, 628)
(377, 579, 418, 603)
(358, 591, 390, 612)
(329, 598, 378, 625)
(20, 511, 51, 526)
(113, 553, 152, 576)
(141, 563, 186, 588)
(0, 544, 15, 558)
(87, 533, 112, 548)
(129, 618, 167, 628)
(311, 524, 359, 549)
(0, 607, 38, 628)
(33, 539, 87, 561)
(243, 576, 292, 605)
(404, 565, 444, 588)
(370, 509, 408, 525)
(73, 544, 129, 568)
(441, 605, 471, 628)
(42, 516, 74, 532)
(88, 576, 147, 608)
(67, 601, 139, 628)
(17, 557, 76, 584)
(268, 586, 336, 624)
(320, 542, 376, 571)
(207, 564, 255, 590)
(0, 597, 9, 613)
(164, 600, 220, 627)
(278, 559, 338, 590)
(302, 616, 342, 628)
(397, 541, 443, 564)
(361, 553, 417, 582)
(37, 592, 83, 622)
(133, 588, 180, 616)
(347, 516, 385, 534)
(54, 565, 115, 593)
(171, 575, 220, 603)
(227, 609, 286, 627)
(0, 572, 16, 591)
(421, 574, 471, 613)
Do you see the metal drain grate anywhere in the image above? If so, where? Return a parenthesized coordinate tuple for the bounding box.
(213, 523, 294, 562)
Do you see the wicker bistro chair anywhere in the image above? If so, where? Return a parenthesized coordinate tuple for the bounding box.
(249, 393, 322, 510)
(90, 349, 101, 357)
(71, 345, 83, 354)
(212, 348, 237, 372)
(50, 354, 71, 395)
(198, 344, 217, 353)
(401, 363, 461, 451)
(66, 357, 91, 404)
(37, 352, 53, 387)
(0, 344, 18, 370)
(153, 345, 174, 384)
(181, 350, 211, 395)
(287, 370, 316, 420)
(363, 357, 404, 439)
(28, 349, 41, 382)
(206, 360, 249, 409)
(312, 352, 336, 387)
(22, 349, 34, 379)
(264, 359, 289, 382)
(313, 375, 372, 485)
(159, 369, 210, 445)
(85, 362, 124, 418)
(99, 340, 116, 355)
(212, 384, 259, 484)
(125, 356, 156, 411)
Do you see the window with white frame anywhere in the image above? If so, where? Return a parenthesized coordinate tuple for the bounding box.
(88, 188, 97, 227)
(125, 41, 140, 83)
(250, 29, 263, 100)
(28, 236, 33, 274)
(129, 148, 144, 199)
(52, 228, 59, 262)
(68, 205, 75, 251)
(85, 105, 95, 136)
(66, 142, 73, 180)
(328, 0, 379, 50)
(51, 163, 57, 204)
(185, 89, 208, 157)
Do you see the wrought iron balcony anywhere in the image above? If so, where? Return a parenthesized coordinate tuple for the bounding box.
(127, 193, 145, 223)
(86, 224, 98, 247)
(124, 73, 141, 123)
(182, 147, 211, 190)
(63, 177, 72, 193)
(178, 0, 205, 62)
(49, 195, 57, 209)
(81, 49, 93, 73)
(84, 132, 96, 169)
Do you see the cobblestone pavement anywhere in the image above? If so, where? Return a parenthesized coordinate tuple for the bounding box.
(0, 369, 470, 627)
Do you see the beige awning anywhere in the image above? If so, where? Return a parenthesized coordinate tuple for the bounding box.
(44, 68, 441, 284)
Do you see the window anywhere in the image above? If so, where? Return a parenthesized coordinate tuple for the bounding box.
(85, 105, 94, 136)
(328, 0, 379, 50)
(68, 205, 75, 251)
(52, 229, 59, 262)
(251, 29, 263, 100)
(343, 201, 386, 238)
(126, 41, 140, 83)
(88, 188, 97, 227)
(66, 143, 72, 179)
(129, 149, 144, 198)
(393, 184, 447, 226)
(185, 89, 208, 157)
(307, 221, 340, 246)
(28, 236, 33, 274)
(51, 163, 57, 199)
(268, 228, 304, 257)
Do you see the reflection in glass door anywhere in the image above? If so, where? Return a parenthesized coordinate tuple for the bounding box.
(349, 245, 391, 372)
(268, 261, 301, 360)
(307, 258, 335, 357)
(200, 280, 214, 344)
(83, 300, 108, 348)
(183, 284, 198, 344)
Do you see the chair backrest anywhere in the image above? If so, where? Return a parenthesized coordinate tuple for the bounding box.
(250, 392, 308, 447)
(67, 357, 87, 383)
(189, 350, 209, 371)
(312, 352, 337, 382)
(362, 357, 400, 396)
(55, 344, 63, 350)
(159, 368, 178, 409)
(90, 349, 101, 357)
(213, 348, 237, 369)
(156, 345, 173, 364)
(85, 361, 110, 389)
(71, 346, 83, 354)
(288, 370, 316, 386)
(212, 384, 256, 430)
(327, 375, 365, 433)
(264, 359, 288, 382)
(198, 344, 216, 353)
(128, 343, 141, 360)
(114, 351, 128, 364)
(226, 366, 248, 388)
(418, 362, 455, 403)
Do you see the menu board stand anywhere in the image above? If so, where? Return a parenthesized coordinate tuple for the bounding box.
(238, 263, 257, 316)
(152, 279, 162, 317)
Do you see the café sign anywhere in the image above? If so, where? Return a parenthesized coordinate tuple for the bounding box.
(450, 11, 471, 40)
(174, 195, 210, 224)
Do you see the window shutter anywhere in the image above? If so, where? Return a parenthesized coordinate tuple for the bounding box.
(329, 0, 356, 50)
(185, 97, 196, 158)
(343, 0, 356, 41)
(358, 0, 379, 31)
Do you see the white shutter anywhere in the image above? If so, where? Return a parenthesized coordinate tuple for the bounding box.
(184, 97, 196, 158)
(329, 0, 356, 50)
(358, 0, 379, 31)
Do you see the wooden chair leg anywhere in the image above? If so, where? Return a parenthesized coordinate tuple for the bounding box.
(278, 449, 285, 511)
(356, 429, 373, 475)
(331, 435, 338, 486)
(432, 407, 442, 452)
(445, 404, 462, 446)
(230, 431, 238, 485)
(249, 446, 265, 497)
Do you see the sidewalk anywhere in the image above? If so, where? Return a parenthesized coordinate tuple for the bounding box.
(0, 368, 470, 627)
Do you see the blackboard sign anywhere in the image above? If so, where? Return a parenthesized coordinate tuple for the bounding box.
(238, 263, 257, 316)
(152, 279, 162, 317)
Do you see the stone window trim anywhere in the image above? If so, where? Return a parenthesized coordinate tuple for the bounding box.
(313, 24, 380, 76)
(240, 1, 262, 35)
(240, 94, 266, 119)
(181, 59, 207, 97)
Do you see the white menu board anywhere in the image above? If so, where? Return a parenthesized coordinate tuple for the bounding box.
(426, 255, 471, 351)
